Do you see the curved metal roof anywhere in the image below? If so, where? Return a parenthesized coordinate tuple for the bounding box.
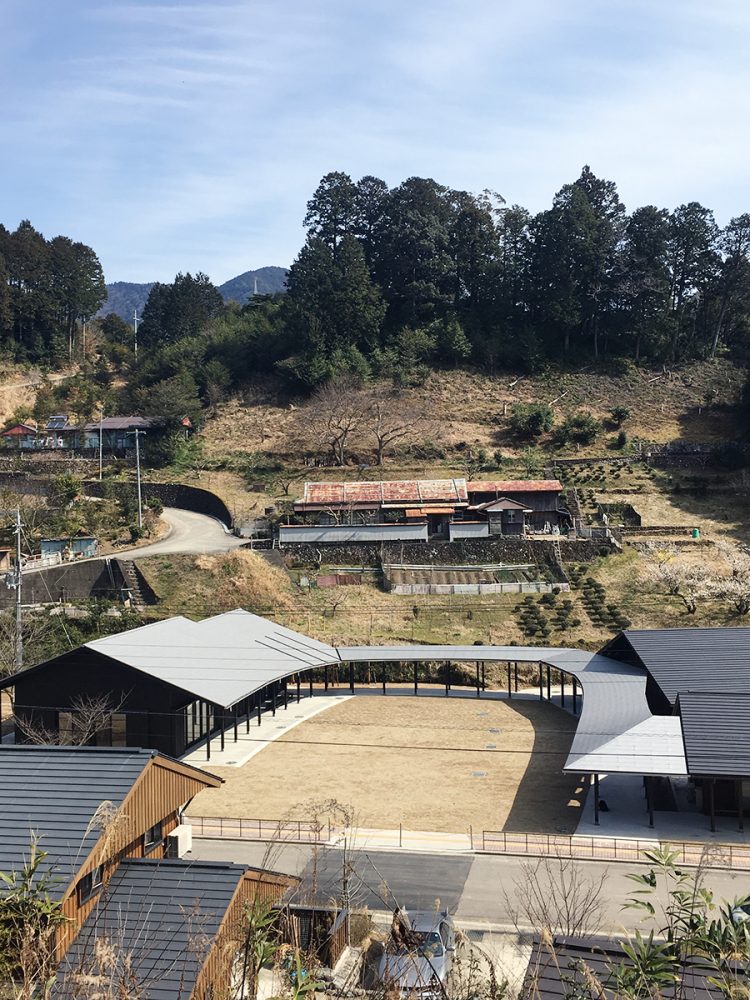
(337, 645, 686, 776)
(6, 611, 688, 777)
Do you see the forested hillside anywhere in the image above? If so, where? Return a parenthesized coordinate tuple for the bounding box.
(3, 164, 750, 457)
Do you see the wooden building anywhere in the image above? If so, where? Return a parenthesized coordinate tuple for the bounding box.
(291, 477, 568, 538)
(466, 479, 567, 532)
(0, 746, 221, 956)
(55, 859, 296, 999)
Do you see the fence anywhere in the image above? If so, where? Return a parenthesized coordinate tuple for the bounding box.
(190, 816, 336, 843)
(190, 817, 750, 870)
(474, 830, 750, 869)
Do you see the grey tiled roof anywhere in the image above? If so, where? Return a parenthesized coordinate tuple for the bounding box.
(609, 627, 750, 705)
(0, 746, 157, 891)
(678, 691, 750, 777)
(55, 859, 248, 999)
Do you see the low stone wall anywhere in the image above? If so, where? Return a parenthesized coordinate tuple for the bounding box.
(281, 536, 612, 569)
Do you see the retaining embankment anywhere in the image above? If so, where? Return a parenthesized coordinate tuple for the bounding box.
(1, 558, 156, 608)
(280, 537, 613, 568)
(83, 481, 233, 527)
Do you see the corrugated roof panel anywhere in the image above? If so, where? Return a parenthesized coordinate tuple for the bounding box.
(301, 479, 467, 506)
(467, 479, 563, 493)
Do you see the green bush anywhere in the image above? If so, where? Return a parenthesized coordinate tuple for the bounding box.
(609, 405, 631, 427)
(554, 411, 602, 446)
(508, 402, 554, 439)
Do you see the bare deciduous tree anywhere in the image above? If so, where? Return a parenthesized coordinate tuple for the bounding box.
(503, 854, 607, 938)
(364, 387, 431, 466)
(15, 693, 125, 746)
(302, 376, 369, 466)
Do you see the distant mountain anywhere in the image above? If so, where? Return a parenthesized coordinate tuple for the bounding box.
(99, 266, 288, 321)
(99, 281, 154, 321)
(218, 266, 288, 303)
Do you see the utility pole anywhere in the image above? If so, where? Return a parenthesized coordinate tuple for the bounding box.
(128, 430, 145, 529)
(13, 508, 22, 671)
(133, 310, 141, 360)
(98, 408, 104, 481)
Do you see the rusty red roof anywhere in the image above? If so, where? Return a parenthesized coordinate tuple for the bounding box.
(301, 479, 468, 507)
(467, 479, 563, 494)
(1, 423, 38, 436)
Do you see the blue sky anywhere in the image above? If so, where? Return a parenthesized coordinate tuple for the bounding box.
(1, 0, 748, 284)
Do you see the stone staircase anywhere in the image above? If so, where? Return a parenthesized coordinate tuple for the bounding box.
(116, 559, 147, 609)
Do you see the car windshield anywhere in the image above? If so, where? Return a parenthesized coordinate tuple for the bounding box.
(414, 931, 444, 958)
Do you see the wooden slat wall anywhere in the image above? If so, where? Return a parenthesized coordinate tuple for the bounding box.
(58, 758, 217, 957)
(192, 870, 297, 1000)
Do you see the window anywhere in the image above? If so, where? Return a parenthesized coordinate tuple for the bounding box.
(505, 511, 516, 523)
(144, 820, 164, 854)
(78, 864, 104, 904)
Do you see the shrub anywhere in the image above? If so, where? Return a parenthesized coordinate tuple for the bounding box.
(615, 430, 628, 449)
(554, 411, 602, 446)
(609, 406, 631, 427)
(508, 402, 554, 439)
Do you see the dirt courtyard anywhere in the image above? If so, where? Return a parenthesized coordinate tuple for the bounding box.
(187, 695, 587, 834)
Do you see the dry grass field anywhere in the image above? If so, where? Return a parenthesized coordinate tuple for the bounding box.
(187, 695, 585, 835)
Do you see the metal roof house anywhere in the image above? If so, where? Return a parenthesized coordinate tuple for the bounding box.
(287, 477, 567, 542)
(0, 746, 221, 956)
(3, 610, 339, 759)
(0, 745, 297, 998)
(54, 858, 295, 1000)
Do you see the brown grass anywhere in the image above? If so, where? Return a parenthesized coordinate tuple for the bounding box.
(187, 695, 585, 835)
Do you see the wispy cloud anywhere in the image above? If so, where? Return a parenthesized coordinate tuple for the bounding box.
(1, 0, 749, 282)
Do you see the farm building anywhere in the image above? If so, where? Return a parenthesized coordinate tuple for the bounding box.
(2, 615, 750, 832)
(284, 477, 568, 543)
(0, 421, 40, 449)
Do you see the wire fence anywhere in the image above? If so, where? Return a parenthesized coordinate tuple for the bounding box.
(190, 816, 750, 870)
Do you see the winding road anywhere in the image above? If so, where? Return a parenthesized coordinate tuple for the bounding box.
(120, 507, 247, 559)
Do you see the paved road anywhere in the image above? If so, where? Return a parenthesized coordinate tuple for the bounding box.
(121, 507, 247, 558)
(191, 838, 750, 934)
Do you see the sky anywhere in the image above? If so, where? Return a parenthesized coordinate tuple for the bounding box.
(1, 0, 749, 285)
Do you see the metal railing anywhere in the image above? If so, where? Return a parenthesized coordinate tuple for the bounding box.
(190, 816, 336, 843)
(190, 816, 750, 870)
(475, 830, 750, 869)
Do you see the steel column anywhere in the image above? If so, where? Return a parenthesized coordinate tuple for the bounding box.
(594, 774, 600, 826)
(349, 663, 355, 694)
(507, 663, 512, 699)
(413, 662, 418, 695)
